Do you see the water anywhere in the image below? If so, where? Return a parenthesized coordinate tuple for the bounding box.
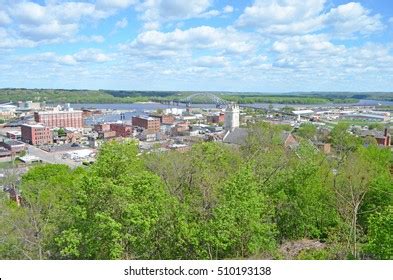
(72, 103, 218, 125)
(72, 100, 393, 125)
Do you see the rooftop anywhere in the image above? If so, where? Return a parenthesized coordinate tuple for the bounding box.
(36, 110, 82, 114)
(22, 123, 47, 128)
(133, 115, 159, 121)
(3, 140, 25, 146)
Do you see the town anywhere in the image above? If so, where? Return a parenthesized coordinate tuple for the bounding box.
(0, 92, 392, 261)
(0, 94, 391, 174)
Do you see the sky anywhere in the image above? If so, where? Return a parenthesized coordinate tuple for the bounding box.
(0, 0, 392, 92)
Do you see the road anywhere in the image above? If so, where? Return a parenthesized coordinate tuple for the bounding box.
(27, 145, 81, 168)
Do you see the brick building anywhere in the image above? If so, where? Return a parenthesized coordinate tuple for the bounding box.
(21, 124, 53, 145)
(110, 123, 132, 137)
(94, 123, 111, 133)
(34, 110, 83, 129)
(0, 140, 26, 153)
(207, 112, 225, 124)
(149, 114, 175, 125)
(132, 116, 160, 132)
(360, 128, 391, 147)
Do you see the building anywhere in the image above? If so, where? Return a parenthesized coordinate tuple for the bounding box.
(82, 109, 102, 118)
(0, 104, 17, 119)
(149, 114, 175, 125)
(224, 103, 239, 131)
(132, 116, 160, 132)
(293, 110, 314, 121)
(137, 131, 159, 142)
(341, 113, 389, 122)
(21, 124, 53, 145)
(0, 140, 26, 153)
(0, 147, 11, 157)
(6, 131, 21, 140)
(163, 108, 185, 115)
(17, 101, 41, 111)
(171, 122, 190, 136)
(34, 109, 83, 128)
(359, 128, 391, 146)
(110, 123, 132, 137)
(99, 130, 117, 139)
(223, 127, 298, 149)
(93, 123, 111, 133)
(207, 112, 225, 124)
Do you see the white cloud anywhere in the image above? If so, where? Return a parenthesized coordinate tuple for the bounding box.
(136, 0, 213, 29)
(325, 2, 384, 36)
(223, 5, 234, 14)
(240, 55, 268, 66)
(0, 28, 37, 48)
(0, 10, 11, 25)
(197, 5, 235, 19)
(115, 18, 129, 29)
(272, 35, 343, 53)
(18, 49, 112, 66)
(236, 0, 384, 37)
(198, 10, 221, 19)
(236, 0, 326, 34)
(7, 1, 96, 43)
(269, 35, 393, 77)
(73, 49, 112, 63)
(3, 1, 123, 44)
(19, 21, 79, 41)
(193, 56, 229, 67)
(96, 0, 137, 10)
(123, 26, 255, 58)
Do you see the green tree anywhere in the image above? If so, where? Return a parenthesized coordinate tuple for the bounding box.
(0, 164, 83, 259)
(55, 141, 176, 259)
(366, 206, 393, 259)
(330, 123, 361, 156)
(331, 146, 391, 259)
(296, 123, 317, 140)
(208, 166, 276, 259)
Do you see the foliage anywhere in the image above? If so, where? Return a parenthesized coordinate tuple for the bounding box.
(0, 88, 376, 105)
(0, 126, 392, 260)
(366, 206, 393, 260)
(330, 123, 361, 155)
(296, 123, 317, 140)
(208, 166, 276, 259)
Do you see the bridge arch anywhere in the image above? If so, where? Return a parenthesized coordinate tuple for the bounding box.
(179, 92, 227, 106)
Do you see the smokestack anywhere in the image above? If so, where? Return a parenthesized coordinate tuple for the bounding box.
(384, 128, 388, 137)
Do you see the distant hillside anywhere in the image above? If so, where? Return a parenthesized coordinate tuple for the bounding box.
(0, 88, 391, 104)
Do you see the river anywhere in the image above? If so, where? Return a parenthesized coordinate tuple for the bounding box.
(72, 99, 393, 125)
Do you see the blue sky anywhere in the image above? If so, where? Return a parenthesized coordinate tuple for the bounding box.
(0, 0, 392, 92)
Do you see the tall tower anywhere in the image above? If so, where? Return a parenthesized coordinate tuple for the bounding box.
(224, 103, 240, 131)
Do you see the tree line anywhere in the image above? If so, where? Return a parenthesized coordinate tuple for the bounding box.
(0, 89, 360, 104)
(0, 122, 392, 259)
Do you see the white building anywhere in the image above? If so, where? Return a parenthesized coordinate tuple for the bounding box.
(224, 103, 240, 131)
(163, 108, 185, 115)
(0, 104, 17, 119)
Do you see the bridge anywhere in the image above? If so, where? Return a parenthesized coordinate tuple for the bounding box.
(159, 93, 291, 114)
(160, 92, 228, 108)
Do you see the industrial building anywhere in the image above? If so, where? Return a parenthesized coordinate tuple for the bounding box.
(21, 124, 53, 145)
(132, 116, 161, 132)
(34, 109, 83, 128)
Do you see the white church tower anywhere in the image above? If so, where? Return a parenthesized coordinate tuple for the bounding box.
(224, 103, 240, 131)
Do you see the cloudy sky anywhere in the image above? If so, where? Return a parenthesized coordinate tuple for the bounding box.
(0, 0, 392, 92)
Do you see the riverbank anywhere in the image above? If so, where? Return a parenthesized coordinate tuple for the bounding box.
(2, 89, 392, 105)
